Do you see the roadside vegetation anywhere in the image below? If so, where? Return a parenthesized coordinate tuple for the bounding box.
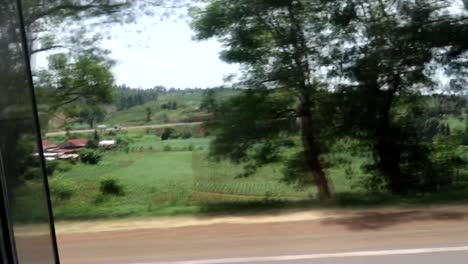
(13, 91, 467, 222)
(13, 0, 468, 222)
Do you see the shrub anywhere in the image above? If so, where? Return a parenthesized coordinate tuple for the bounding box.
(161, 127, 177, 140)
(181, 131, 193, 139)
(23, 168, 42, 180)
(50, 182, 75, 202)
(86, 131, 100, 149)
(355, 164, 386, 192)
(163, 145, 172, 152)
(99, 179, 125, 196)
(344, 165, 355, 180)
(116, 135, 132, 150)
(461, 129, 468, 146)
(86, 138, 99, 149)
(56, 161, 73, 173)
(79, 149, 102, 165)
(281, 152, 309, 186)
(64, 125, 72, 136)
(161, 101, 178, 110)
(93, 194, 109, 204)
(161, 114, 169, 123)
(67, 158, 78, 165)
(45, 160, 58, 176)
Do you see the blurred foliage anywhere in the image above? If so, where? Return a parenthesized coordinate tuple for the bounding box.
(79, 149, 102, 165)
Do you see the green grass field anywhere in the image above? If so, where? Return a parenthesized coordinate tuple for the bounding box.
(127, 133, 211, 152)
(49, 150, 195, 219)
(47, 149, 314, 220)
(12, 133, 468, 222)
(42, 135, 366, 220)
(31, 91, 468, 221)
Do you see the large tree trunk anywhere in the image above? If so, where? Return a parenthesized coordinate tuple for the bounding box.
(375, 133, 404, 195)
(300, 105, 332, 198)
(374, 89, 405, 195)
(287, 0, 331, 198)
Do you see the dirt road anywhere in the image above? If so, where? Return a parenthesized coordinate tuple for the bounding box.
(45, 122, 202, 137)
(55, 207, 468, 264)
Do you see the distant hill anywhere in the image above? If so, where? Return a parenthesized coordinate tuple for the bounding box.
(104, 88, 239, 127)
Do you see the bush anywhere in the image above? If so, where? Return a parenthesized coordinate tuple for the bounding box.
(93, 194, 109, 204)
(64, 125, 72, 135)
(116, 135, 132, 150)
(356, 163, 386, 192)
(281, 152, 310, 186)
(163, 145, 172, 151)
(161, 114, 169, 123)
(79, 149, 102, 165)
(45, 160, 59, 176)
(161, 127, 177, 140)
(86, 131, 100, 149)
(56, 161, 73, 173)
(67, 158, 78, 165)
(50, 182, 75, 202)
(181, 131, 193, 139)
(23, 168, 42, 180)
(461, 130, 468, 146)
(161, 101, 178, 110)
(100, 179, 125, 196)
(86, 138, 99, 149)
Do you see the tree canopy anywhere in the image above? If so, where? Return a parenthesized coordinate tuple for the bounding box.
(326, 0, 468, 194)
(192, 0, 338, 197)
(23, 0, 187, 56)
(35, 51, 115, 130)
(192, 0, 468, 197)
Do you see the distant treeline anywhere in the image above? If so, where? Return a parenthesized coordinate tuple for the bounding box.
(115, 85, 225, 111)
(427, 94, 467, 117)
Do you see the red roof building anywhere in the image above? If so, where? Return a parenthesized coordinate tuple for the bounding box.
(62, 138, 89, 149)
(39, 139, 89, 160)
(42, 140, 58, 151)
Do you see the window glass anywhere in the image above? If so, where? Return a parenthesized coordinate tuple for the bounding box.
(0, 1, 58, 263)
(27, 1, 468, 263)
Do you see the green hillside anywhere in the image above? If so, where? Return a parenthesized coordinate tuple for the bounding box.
(105, 89, 238, 127)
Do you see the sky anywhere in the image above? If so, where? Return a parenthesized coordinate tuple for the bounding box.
(101, 15, 239, 89)
(33, 2, 467, 91)
(36, 11, 239, 89)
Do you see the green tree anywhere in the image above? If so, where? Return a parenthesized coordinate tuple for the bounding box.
(200, 89, 217, 112)
(145, 107, 153, 123)
(25, 1, 182, 130)
(329, 0, 468, 194)
(191, 0, 334, 197)
(78, 105, 107, 129)
(36, 53, 115, 118)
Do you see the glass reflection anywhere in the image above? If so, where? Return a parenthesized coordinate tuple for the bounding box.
(0, 0, 58, 263)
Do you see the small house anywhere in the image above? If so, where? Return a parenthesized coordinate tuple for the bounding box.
(98, 140, 117, 148)
(61, 138, 89, 149)
(42, 140, 58, 152)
